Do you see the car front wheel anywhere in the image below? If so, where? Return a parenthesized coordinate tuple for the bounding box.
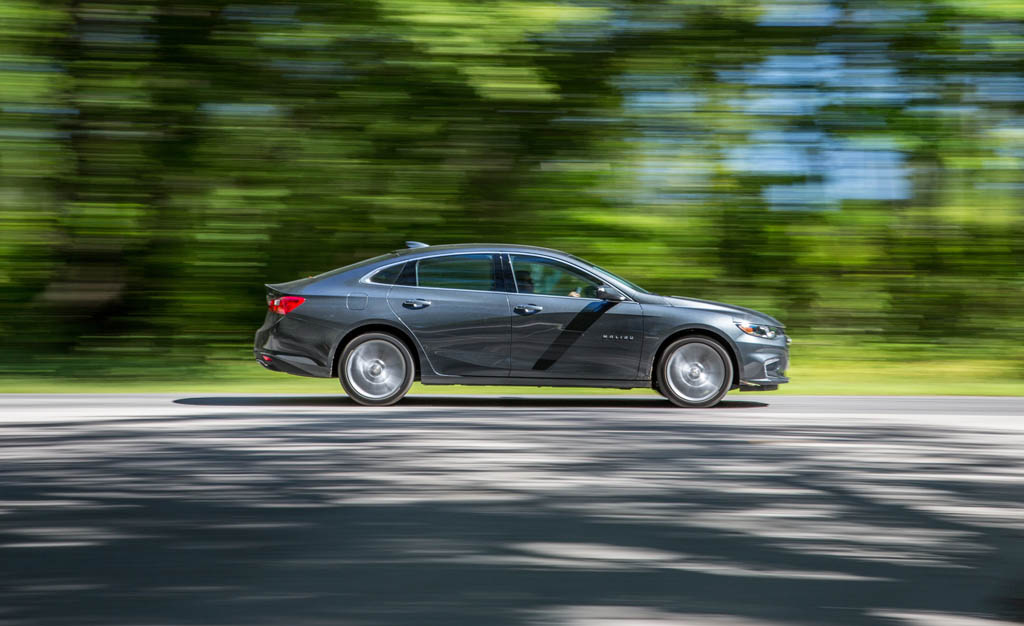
(658, 336, 733, 408)
(340, 332, 415, 406)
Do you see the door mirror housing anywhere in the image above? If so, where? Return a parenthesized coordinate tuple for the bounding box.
(596, 285, 627, 302)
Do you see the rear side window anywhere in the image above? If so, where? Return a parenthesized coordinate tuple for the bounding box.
(368, 263, 404, 285)
(416, 254, 499, 291)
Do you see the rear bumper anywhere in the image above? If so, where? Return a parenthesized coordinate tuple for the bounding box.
(254, 349, 331, 378)
(253, 312, 334, 378)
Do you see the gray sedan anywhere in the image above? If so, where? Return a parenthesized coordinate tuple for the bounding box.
(254, 243, 789, 407)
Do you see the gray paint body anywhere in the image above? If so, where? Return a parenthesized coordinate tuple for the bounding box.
(253, 244, 790, 390)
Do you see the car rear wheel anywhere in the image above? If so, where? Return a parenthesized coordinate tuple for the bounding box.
(658, 336, 732, 408)
(340, 333, 415, 406)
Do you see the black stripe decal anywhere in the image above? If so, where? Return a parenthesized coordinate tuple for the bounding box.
(532, 300, 618, 371)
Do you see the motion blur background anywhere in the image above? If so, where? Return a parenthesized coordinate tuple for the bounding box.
(1, 0, 1022, 391)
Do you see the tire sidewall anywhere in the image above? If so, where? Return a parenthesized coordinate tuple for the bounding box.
(658, 336, 733, 408)
(652, 381, 668, 398)
(340, 332, 415, 406)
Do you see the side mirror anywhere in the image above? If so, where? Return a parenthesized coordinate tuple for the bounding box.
(596, 285, 627, 302)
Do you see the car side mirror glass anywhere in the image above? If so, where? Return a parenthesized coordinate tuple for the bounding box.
(596, 285, 626, 302)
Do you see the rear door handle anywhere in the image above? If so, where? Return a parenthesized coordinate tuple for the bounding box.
(403, 299, 431, 310)
(513, 304, 543, 315)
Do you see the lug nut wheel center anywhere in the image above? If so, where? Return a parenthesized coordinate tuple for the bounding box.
(366, 360, 385, 378)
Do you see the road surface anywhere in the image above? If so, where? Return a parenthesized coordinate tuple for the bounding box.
(1, 394, 1023, 625)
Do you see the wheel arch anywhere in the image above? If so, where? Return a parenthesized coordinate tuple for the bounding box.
(331, 323, 422, 380)
(652, 327, 740, 389)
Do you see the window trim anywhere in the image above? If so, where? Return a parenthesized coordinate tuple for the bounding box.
(360, 252, 506, 294)
(360, 250, 635, 302)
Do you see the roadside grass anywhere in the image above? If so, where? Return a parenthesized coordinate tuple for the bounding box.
(1, 340, 1021, 396)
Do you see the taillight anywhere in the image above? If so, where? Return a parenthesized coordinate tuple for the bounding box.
(268, 296, 305, 315)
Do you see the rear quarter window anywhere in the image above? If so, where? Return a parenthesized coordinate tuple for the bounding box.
(367, 263, 404, 285)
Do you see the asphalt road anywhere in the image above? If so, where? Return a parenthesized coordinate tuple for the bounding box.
(2, 394, 1023, 626)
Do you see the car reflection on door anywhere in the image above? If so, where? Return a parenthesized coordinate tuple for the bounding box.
(508, 293, 643, 379)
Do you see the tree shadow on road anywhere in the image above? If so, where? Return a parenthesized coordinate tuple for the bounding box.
(0, 407, 1021, 625)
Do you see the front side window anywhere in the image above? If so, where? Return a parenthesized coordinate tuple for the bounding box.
(570, 255, 650, 294)
(416, 254, 499, 291)
(510, 255, 602, 298)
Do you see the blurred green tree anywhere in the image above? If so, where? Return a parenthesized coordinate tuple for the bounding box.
(0, 0, 1021, 379)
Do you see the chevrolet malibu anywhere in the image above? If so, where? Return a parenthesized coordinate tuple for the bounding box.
(254, 243, 789, 407)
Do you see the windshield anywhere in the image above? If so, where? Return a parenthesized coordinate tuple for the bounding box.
(571, 255, 652, 295)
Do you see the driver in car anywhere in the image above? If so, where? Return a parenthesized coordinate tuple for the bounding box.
(516, 268, 582, 297)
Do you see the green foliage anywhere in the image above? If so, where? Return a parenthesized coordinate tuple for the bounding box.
(1, 0, 1022, 382)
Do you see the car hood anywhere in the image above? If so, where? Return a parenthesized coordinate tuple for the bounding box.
(662, 295, 783, 327)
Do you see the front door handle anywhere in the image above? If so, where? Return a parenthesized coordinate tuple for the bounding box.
(513, 304, 543, 315)
(403, 299, 431, 310)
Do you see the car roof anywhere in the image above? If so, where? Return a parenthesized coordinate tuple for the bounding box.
(388, 243, 576, 260)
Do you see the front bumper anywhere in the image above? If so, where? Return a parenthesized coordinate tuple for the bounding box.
(254, 348, 330, 378)
(738, 376, 788, 392)
(734, 334, 790, 390)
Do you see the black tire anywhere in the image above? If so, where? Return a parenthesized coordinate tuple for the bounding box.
(339, 332, 415, 406)
(652, 381, 669, 399)
(657, 336, 733, 408)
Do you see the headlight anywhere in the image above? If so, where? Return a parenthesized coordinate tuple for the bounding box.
(736, 322, 782, 339)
